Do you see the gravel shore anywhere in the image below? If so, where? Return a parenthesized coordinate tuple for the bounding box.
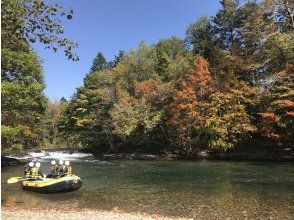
(2, 206, 188, 220)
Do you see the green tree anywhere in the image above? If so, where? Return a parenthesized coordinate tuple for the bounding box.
(108, 50, 125, 68)
(1, 50, 48, 150)
(111, 87, 161, 138)
(113, 41, 157, 91)
(262, 0, 294, 33)
(155, 36, 193, 81)
(44, 99, 68, 146)
(1, 0, 77, 150)
(59, 70, 116, 150)
(212, 0, 242, 51)
(90, 52, 108, 73)
(235, 1, 292, 82)
(185, 15, 217, 60)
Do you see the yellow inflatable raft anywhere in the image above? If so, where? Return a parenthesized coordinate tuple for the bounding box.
(22, 175, 82, 194)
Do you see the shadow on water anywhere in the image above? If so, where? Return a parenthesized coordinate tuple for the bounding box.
(2, 159, 294, 218)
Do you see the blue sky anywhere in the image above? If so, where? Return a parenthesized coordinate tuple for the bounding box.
(33, 0, 221, 101)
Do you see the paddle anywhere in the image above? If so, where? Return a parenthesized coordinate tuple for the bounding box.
(7, 177, 26, 184)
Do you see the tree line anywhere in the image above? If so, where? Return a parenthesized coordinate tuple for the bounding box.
(2, 0, 293, 158)
(59, 0, 293, 156)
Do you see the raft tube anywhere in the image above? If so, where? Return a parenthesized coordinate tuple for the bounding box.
(22, 175, 82, 194)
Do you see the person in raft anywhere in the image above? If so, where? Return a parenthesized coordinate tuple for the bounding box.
(24, 161, 34, 178)
(64, 161, 72, 176)
(47, 160, 58, 178)
(24, 159, 32, 178)
(57, 160, 66, 175)
(57, 161, 73, 177)
(30, 162, 44, 179)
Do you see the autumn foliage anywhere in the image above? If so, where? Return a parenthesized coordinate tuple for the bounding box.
(257, 65, 294, 141)
(57, 0, 293, 156)
(169, 56, 258, 153)
(168, 56, 214, 152)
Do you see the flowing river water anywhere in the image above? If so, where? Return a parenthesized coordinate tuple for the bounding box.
(1, 150, 294, 219)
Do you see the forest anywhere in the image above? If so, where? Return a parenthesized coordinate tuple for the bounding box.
(2, 0, 293, 159)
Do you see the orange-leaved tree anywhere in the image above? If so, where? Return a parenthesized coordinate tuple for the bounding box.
(168, 56, 214, 154)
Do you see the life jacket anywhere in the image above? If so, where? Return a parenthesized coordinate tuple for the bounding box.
(30, 167, 38, 179)
(66, 165, 72, 176)
(58, 165, 66, 174)
(24, 166, 30, 178)
(51, 165, 58, 175)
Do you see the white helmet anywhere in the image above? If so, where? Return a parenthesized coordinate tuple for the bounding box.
(29, 162, 34, 167)
(51, 160, 56, 165)
(65, 161, 70, 166)
(35, 162, 41, 168)
(59, 160, 64, 165)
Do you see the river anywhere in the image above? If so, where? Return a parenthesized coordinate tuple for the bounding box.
(1, 150, 294, 219)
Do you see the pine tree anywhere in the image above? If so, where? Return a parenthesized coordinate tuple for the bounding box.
(212, 0, 242, 51)
(90, 52, 107, 73)
(113, 50, 125, 67)
(185, 16, 217, 59)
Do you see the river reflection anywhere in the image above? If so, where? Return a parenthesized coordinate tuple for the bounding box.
(2, 160, 294, 219)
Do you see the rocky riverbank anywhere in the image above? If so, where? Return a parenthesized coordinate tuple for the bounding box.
(1, 206, 186, 220)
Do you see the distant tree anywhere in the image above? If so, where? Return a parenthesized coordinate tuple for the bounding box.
(114, 41, 157, 91)
(168, 56, 258, 153)
(239, 2, 265, 58)
(110, 85, 163, 139)
(108, 50, 125, 68)
(41, 99, 69, 147)
(60, 97, 68, 103)
(212, 0, 243, 51)
(59, 70, 116, 150)
(50, 99, 68, 146)
(185, 16, 216, 59)
(155, 36, 193, 81)
(90, 52, 107, 73)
